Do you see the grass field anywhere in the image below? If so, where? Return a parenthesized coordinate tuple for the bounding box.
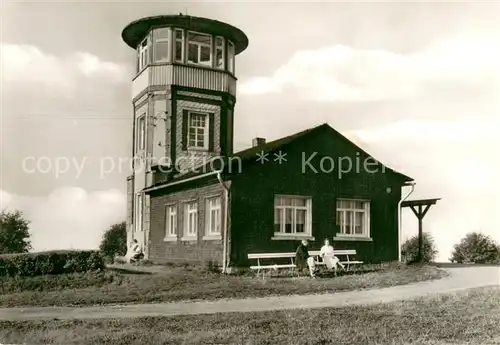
(1, 286, 498, 345)
(0, 263, 445, 308)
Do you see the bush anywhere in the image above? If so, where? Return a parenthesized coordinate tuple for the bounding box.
(450, 232, 500, 264)
(99, 222, 127, 262)
(205, 260, 220, 274)
(0, 250, 105, 277)
(401, 232, 438, 263)
(0, 270, 120, 294)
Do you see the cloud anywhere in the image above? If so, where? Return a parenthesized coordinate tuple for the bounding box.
(0, 187, 126, 251)
(1, 43, 131, 195)
(239, 30, 500, 102)
(0, 45, 131, 247)
(75, 52, 126, 79)
(0, 43, 131, 118)
(0, 44, 130, 99)
(346, 119, 500, 262)
(1, 45, 130, 250)
(352, 119, 496, 143)
(351, 119, 498, 189)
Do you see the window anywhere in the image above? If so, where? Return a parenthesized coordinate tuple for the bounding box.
(174, 29, 184, 62)
(215, 36, 224, 69)
(135, 194, 143, 234)
(274, 196, 312, 236)
(137, 36, 150, 71)
(336, 199, 370, 237)
(154, 28, 169, 63)
(183, 201, 198, 239)
(227, 40, 235, 74)
(165, 204, 177, 239)
(187, 31, 212, 66)
(188, 111, 209, 149)
(205, 196, 222, 237)
(136, 115, 146, 152)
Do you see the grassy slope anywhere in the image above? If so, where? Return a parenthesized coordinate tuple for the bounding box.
(1, 287, 498, 345)
(0, 264, 446, 307)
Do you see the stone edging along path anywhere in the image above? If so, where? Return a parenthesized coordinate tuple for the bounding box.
(0, 267, 498, 321)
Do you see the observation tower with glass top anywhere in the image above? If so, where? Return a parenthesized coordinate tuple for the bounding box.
(121, 14, 249, 256)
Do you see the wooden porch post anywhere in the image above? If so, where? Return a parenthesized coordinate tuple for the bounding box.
(403, 199, 440, 263)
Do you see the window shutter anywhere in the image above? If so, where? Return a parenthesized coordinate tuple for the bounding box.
(182, 110, 189, 150)
(208, 112, 215, 152)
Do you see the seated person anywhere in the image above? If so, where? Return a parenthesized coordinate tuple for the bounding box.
(319, 238, 345, 276)
(295, 239, 316, 278)
(127, 239, 144, 263)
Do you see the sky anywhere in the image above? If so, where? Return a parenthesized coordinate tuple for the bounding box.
(1, 1, 499, 261)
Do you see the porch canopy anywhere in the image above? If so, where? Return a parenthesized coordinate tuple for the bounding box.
(401, 198, 441, 263)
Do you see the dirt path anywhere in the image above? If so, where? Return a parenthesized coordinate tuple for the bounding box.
(0, 267, 498, 321)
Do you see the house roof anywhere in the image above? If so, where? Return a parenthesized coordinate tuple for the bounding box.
(233, 125, 320, 162)
(144, 123, 414, 192)
(401, 198, 441, 208)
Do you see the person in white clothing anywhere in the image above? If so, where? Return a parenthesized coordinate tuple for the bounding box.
(320, 238, 344, 276)
(127, 239, 144, 264)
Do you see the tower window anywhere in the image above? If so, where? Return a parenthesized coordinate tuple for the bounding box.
(187, 31, 212, 67)
(154, 28, 169, 63)
(188, 112, 209, 149)
(227, 40, 235, 74)
(136, 115, 146, 152)
(137, 36, 150, 72)
(174, 29, 184, 63)
(215, 36, 225, 69)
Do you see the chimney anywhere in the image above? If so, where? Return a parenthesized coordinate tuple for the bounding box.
(252, 137, 266, 147)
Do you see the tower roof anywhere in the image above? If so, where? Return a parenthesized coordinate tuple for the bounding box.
(121, 14, 249, 54)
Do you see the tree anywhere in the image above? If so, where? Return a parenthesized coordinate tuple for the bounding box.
(99, 221, 127, 262)
(0, 209, 32, 254)
(450, 232, 500, 264)
(401, 232, 438, 263)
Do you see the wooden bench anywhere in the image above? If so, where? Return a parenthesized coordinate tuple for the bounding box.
(309, 249, 363, 271)
(248, 252, 298, 278)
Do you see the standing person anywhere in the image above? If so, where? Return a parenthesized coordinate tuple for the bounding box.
(295, 239, 316, 278)
(320, 238, 344, 276)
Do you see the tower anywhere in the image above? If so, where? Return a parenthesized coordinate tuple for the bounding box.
(121, 15, 249, 257)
